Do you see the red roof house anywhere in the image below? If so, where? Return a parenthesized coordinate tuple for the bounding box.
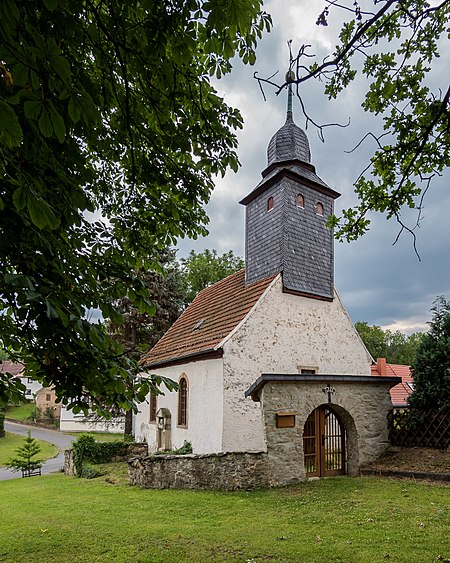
(371, 357, 413, 406)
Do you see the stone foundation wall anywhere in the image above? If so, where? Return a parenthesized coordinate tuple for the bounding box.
(128, 452, 270, 491)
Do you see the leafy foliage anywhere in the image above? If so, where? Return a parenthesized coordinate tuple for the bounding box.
(355, 321, 424, 364)
(156, 440, 193, 455)
(0, 1, 270, 413)
(409, 296, 450, 412)
(0, 411, 4, 438)
(107, 249, 184, 360)
(72, 432, 129, 476)
(258, 0, 449, 243)
(180, 249, 245, 304)
(7, 430, 43, 472)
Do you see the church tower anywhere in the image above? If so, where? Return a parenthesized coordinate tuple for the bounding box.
(240, 78, 340, 301)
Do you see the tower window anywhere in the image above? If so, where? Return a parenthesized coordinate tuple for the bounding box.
(267, 196, 274, 211)
(315, 202, 324, 216)
(296, 194, 304, 208)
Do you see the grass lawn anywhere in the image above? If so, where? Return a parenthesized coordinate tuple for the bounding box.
(0, 433, 59, 467)
(5, 402, 34, 421)
(0, 473, 448, 562)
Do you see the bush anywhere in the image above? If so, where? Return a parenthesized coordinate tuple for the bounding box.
(79, 463, 105, 479)
(156, 440, 193, 455)
(26, 406, 41, 423)
(72, 433, 128, 477)
(0, 411, 5, 438)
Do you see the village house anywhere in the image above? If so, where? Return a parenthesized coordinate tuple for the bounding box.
(134, 82, 400, 484)
(371, 357, 413, 407)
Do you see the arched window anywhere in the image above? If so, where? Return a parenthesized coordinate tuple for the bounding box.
(267, 196, 274, 211)
(149, 393, 157, 423)
(178, 376, 188, 426)
(296, 193, 304, 208)
(315, 202, 324, 216)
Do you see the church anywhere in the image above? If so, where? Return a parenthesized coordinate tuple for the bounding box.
(134, 82, 399, 481)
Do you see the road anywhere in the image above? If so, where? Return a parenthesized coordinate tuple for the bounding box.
(0, 421, 76, 481)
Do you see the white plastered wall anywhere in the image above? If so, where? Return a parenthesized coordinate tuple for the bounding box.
(221, 275, 372, 452)
(59, 405, 124, 433)
(134, 357, 224, 454)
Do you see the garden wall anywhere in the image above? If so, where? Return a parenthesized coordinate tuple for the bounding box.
(64, 443, 147, 476)
(128, 452, 270, 491)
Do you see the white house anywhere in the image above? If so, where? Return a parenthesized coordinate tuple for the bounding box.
(59, 405, 125, 433)
(135, 84, 399, 479)
(0, 361, 42, 399)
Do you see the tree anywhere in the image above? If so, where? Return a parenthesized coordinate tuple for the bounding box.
(180, 249, 245, 304)
(107, 249, 184, 435)
(108, 249, 184, 361)
(0, 2, 271, 413)
(257, 0, 449, 246)
(0, 411, 5, 438)
(409, 296, 450, 412)
(355, 321, 388, 360)
(7, 431, 43, 474)
(355, 321, 423, 364)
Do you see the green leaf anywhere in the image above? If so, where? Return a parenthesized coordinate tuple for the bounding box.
(43, 0, 59, 12)
(12, 187, 27, 211)
(49, 105, 66, 142)
(38, 107, 53, 137)
(0, 101, 22, 147)
(68, 96, 81, 123)
(51, 55, 71, 84)
(27, 196, 60, 230)
(24, 100, 43, 120)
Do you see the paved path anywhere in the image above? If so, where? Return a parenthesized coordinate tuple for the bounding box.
(0, 422, 75, 481)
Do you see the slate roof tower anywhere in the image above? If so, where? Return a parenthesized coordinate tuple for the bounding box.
(240, 77, 340, 300)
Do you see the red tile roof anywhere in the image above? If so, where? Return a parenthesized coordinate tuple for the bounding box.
(141, 269, 277, 368)
(371, 362, 413, 406)
(0, 361, 24, 377)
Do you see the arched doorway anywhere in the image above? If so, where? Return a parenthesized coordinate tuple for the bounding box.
(303, 405, 346, 477)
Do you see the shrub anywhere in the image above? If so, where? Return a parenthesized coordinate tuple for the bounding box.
(156, 440, 193, 455)
(72, 433, 128, 477)
(0, 411, 5, 438)
(79, 463, 104, 479)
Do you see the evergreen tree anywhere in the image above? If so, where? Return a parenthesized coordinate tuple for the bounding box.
(7, 431, 43, 473)
(409, 297, 450, 412)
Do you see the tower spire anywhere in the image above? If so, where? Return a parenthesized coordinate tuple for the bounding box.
(285, 69, 295, 122)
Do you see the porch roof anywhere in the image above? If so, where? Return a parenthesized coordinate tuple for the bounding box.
(245, 373, 402, 402)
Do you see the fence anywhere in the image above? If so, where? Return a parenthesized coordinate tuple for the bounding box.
(388, 408, 449, 449)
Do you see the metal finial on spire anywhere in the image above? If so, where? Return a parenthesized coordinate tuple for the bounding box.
(285, 70, 295, 121)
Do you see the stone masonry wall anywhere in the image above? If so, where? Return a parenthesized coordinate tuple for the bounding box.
(128, 452, 270, 491)
(128, 380, 395, 491)
(64, 443, 148, 476)
(261, 380, 394, 482)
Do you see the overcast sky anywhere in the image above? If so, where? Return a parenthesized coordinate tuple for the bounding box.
(177, 0, 450, 334)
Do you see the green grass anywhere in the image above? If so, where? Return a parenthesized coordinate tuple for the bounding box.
(0, 433, 59, 466)
(5, 402, 34, 421)
(0, 474, 448, 562)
